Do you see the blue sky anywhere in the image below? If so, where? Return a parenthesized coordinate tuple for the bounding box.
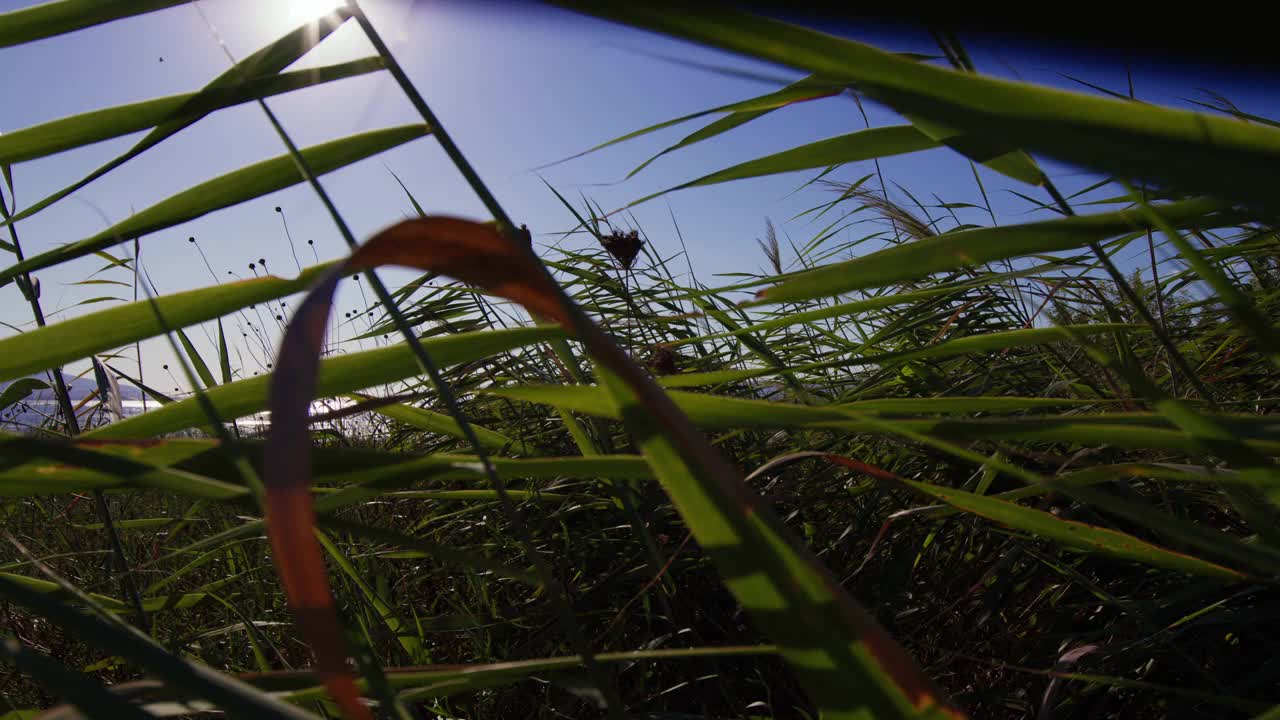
(2, 0, 1278, 393)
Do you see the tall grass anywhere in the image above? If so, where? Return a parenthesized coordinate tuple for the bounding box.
(1, 2, 1279, 719)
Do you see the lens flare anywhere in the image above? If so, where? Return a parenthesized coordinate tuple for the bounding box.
(288, 0, 344, 22)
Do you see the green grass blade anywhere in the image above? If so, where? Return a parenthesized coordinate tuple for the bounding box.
(554, 2, 1280, 214)
(624, 76, 843, 179)
(0, 635, 154, 720)
(904, 114, 1046, 186)
(0, 263, 336, 383)
(494, 385, 1280, 454)
(618, 125, 939, 211)
(538, 74, 840, 172)
(0, 378, 48, 412)
(1252, 704, 1280, 720)
(660, 324, 1142, 386)
(107, 363, 176, 406)
(0, 573, 319, 720)
(0, 449, 243, 499)
(754, 197, 1229, 305)
(0, 58, 383, 168)
(85, 326, 565, 439)
(315, 529, 421, 659)
(243, 645, 776, 700)
(590, 365, 961, 718)
(217, 319, 232, 385)
(354, 393, 530, 455)
(314, 452, 654, 493)
(0, 125, 430, 286)
(665, 282, 976, 348)
(884, 474, 1247, 579)
(0, 0, 188, 47)
(317, 516, 538, 586)
(0, 434, 650, 497)
(175, 327, 217, 390)
(3, 10, 374, 226)
(1049, 482, 1280, 577)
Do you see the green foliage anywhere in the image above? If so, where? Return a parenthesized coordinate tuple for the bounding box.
(2, 4, 1280, 720)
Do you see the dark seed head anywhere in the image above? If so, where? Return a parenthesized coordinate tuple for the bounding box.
(599, 229, 644, 270)
(274, 206, 282, 213)
(647, 346, 679, 376)
(188, 236, 195, 243)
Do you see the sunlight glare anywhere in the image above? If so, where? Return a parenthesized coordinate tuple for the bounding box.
(288, 0, 345, 22)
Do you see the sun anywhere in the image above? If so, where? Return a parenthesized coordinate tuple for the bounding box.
(287, 0, 346, 22)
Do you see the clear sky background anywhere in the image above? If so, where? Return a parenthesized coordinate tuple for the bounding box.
(3, 0, 1279, 393)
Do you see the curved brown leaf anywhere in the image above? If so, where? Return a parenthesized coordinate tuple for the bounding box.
(264, 217, 563, 720)
(349, 217, 569, 325)
(267, 216, 962, 719)
(265, 263, 370, 720)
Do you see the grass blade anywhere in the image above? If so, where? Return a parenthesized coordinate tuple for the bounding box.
(355, 393, 531, 455)
(86, 325, 563, 439)
(0, 573, 319, 720)
(618, 125, 938, 212)
(0, 263, 336, 383)
(540, 73, 842, 173)
(755, 197, 1229, 305)
(3, 10, 374, 226)
(0, 378, 48, 413)
(175, 327, 217, 390)
(216, 319, 232, 385)
(0, 0, 187, 47)
(825, 456, 1247, 579)
(0, 635, 154, 720)
(553, 2, 1280, 214)
(288, 215, 965, 718)
(0, 58, 383, 168)
(0, 124, 430, 287)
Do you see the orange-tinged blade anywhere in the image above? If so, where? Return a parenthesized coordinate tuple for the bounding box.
(263, 216, 559, 720)
(265, 264, 370, 720)
(351, 217, 570, 326)
(266, 215, 963, 719)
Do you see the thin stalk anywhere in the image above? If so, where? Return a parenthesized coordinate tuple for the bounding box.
(0, 184, 148, 631)
(342, 12, 958, 718)
(342, 6, 638, 710)
(134, 264, 265, 503)
(182, 4, 621, 710)
(1127, 75, 1178, 395)
(133, 237, 147, 413)
(1042, 180, 1213, 401)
